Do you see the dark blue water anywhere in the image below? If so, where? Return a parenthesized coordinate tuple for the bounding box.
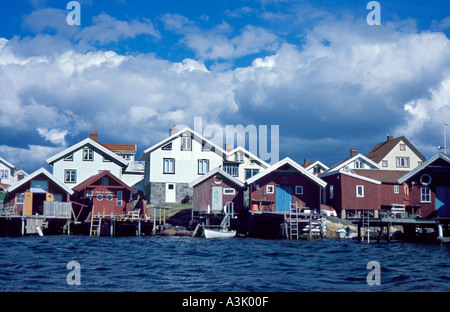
(0, 236, 448, 292)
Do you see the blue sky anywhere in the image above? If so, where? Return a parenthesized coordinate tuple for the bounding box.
(1, 0, 450, 173)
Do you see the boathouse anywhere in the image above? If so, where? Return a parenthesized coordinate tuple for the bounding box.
(399, 153, 450, 218)
(247, 157, 326, 212)
(189, 166, 246, 233)
(71, 170, 142, 221)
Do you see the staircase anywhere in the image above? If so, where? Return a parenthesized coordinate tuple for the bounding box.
(287, 203, 300, 240)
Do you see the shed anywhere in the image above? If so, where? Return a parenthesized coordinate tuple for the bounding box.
(247, 157, 327, 212)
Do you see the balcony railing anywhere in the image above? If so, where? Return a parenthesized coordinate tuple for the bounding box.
(43, 201, 72, 219)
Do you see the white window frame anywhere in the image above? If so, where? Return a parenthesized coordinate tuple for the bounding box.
(355, 161, 364, 169)
(394, 185, 399, 194)
(0, 169, 8, 179)
(16, 193, 25, 204)
(295, 186, 303, 195)
(396, 157, 410, 168)
(86, 190, 93, 199)
(264, 185, 274, 195)
(329, 185, 334, 199)
(399, 144, 406, 151)
(420, 187, 431, 203)
(181, 136, 192, 151)
(64, 169, 77, 184)
(83, 147, 94, 161)
(198, 159, 209, 175)
(356, 185, 364, 198)
(163, 158, 175, 174)
(223, 188, 236, 195)
(382, 160, 388, 167)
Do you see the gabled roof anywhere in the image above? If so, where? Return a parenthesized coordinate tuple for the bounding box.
(303, 160, 329, 171)
(0, 156, 16, 170)
(246, 157, 327, 188)
(189, 166, 245, 188)
(0, 183, 9, 191)
(398, 152, 450, 184)
(101, 143, 136, 152)
(46, 138, 129, 166)
(326, 153, 380, 172)
(226, 146, 270, 168)
(139, 127, 227, 160)
(319, 168, 382, 185)
(72, 170, 135, 193)
(367, 136, 426, 163)
(7, 168, 74, 195)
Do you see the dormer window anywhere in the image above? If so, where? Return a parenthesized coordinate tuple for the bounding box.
(83, 147, 93, 161)
(399, 144, 406, 151)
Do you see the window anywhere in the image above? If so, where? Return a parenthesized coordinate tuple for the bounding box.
(181, 136, 192, 151)
(223, 164, 238, 177)
(86, 190, 93, 199)
(356, 185, 364, 197)
(31, 180, 48, 192)
(264, 185, 274, 195)
(245, 169, 259, 180)
(399, 144, 406, 151)
(396, 157, 410, 168)
(355, 161, 364, 169)
(106, 194, 113, 201)
(382, 160, 388, 167)
(16, 193, 25, 204)
(330, 185, 334, 199)
(295, 186, 303, 195)
(65, 169, 77, 183)
(163, 158, 175, 174)
(96, 194, 103, 201)
(198, 159, 209, 175)
(64, 154, 73, 161)
(420, 187, 431, 203)
(223, 188, 236, 195)
(102, 177, 109, 186)
(83, 148, 93, 161)
(54, 194, 63, 202)
(235, 152, 244, 162)
(162, 143, 172, 151)
(117, 191, 123, 206)
(0, 169, 8, 179)
(394, 185, 399, 194)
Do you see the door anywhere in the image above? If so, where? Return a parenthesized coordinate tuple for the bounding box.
(276, 186, 292, 212)
(212, 186, 223, 212)
(436, 187, 450, 217)
(24, 192, 33, 216)
(165, 183, 176, 203)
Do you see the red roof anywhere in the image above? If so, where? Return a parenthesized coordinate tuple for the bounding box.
(367, 136, 426, 164)
(101, 143, 136, 152)
(353, 169, 407, 184)
(72, 170, 135, 193)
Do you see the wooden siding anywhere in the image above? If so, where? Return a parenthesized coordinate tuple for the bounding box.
(250, 170, 322, 212)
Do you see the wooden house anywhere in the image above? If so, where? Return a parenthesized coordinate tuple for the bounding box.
(71, 170, 141, 221)
(189, 166, 246, 233)
(367, 135, 426, 171)
(0, 156, 18, 186)
(247, 157, 327, 212)
(7, 168, 73, 217)
(46, 131, 143, 189)
(398, 153, 450, 218)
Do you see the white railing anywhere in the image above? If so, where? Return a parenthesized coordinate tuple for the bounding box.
(43, 201, 72, 218)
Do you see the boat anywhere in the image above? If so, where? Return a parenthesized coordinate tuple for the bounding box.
(336, 227, 357, 239)
(203, 227, 236, 239)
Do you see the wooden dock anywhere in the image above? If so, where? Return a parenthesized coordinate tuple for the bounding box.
(351, 216, 450, 243)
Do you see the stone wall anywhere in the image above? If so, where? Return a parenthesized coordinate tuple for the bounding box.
(147, 182, 193, 205)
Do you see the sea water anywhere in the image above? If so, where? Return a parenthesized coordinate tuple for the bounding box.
(0, 236, 448, 292)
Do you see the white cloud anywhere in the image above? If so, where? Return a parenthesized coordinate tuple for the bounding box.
(37, 128, 69, 146)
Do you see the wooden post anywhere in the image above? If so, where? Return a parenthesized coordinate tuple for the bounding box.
(110, 212, 114, 237)
(377, 225, 383, 243)
(308, 213, 312, 240)
(358, 222, 362, 242)
(386, 224, 391, 243)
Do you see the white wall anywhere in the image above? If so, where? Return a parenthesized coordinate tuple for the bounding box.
(378, 139, 423, 171)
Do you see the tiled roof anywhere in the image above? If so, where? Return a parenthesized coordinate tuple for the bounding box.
(353, 169, 407, 184)
(101, 143, 136, 152)
(367, 136, 426, 163)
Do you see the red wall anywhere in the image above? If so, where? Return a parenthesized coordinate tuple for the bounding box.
(250, 171, 321, 211)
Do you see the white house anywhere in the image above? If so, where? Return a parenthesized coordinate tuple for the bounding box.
(326, 149, 380, 173)
(138, 127, 269, 205)
(46, 132, 143, 189)
(367, 135, 426, 171)
(0, 156, 18, 186)
(302, 159, 329, 175)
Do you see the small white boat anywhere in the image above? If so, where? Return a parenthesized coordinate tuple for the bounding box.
(336, 227, 357, 239)
(203, 228, 236, 239)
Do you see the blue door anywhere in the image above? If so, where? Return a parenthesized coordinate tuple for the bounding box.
(276, 186, 292, 212)
(436, 187, 450, 217)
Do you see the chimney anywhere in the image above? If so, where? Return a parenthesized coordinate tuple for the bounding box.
(387, 135, 394, 141)
(225, 143, 232, 152)
(169, 125, 178, 137)
(350, 148, 357, 157)
(90, 131, 98, 142)
(304, 159, 310, 166)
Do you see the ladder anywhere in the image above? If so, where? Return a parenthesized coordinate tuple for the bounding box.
(287, 202, 300, 240)
(90, 211, 101, 237)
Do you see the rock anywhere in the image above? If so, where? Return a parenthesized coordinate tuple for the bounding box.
(161, 228, 177, 236)
(176, 230, 192, 236)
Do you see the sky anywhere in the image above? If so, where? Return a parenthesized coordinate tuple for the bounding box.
(1, 0, 450, 173)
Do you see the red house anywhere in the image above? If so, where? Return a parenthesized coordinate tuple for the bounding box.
(71, 170, 140, 220)
(189, 167, 245, 233)
(398, 153, 450, 218)
(247, 157, 327, 212)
